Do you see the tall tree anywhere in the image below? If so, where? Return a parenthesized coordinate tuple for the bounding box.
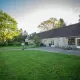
(38, 18, 66, 32)
(33, 34, 40, 46)
(0, 10, 19, 42)
(13, 29, 28, 42)
(38, 18, 58, 31)
(13, 28, 23, 42)
(57, 18, 66, 28)
(21, 30, 28, 42)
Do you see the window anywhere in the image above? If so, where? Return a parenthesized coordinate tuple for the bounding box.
(68, 38, 75, 45)
(51, 40, 54, 45)
(77, 39, 80, 46)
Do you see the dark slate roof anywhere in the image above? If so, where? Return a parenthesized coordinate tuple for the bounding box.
(36, 23, 80, 39)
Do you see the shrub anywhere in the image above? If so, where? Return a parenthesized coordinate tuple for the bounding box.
(13, 41, 21, 46)
(0, 42, 6, 46)
(25, 42, 28, 45)
(63, 46, 72, 50)
(40, 43, 45, 47)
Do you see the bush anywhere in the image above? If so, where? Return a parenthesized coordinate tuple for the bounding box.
(40, 43, 45, 47)
(25, 42, 28, 45)
(0, 42, 6, 46)
(13, 42, 21, 46)
(7, 42, 13, 46)
(63, 46, 72, 50)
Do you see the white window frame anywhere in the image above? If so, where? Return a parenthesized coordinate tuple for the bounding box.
(76, 38, 80, 48)
(68, 38, 75, 45)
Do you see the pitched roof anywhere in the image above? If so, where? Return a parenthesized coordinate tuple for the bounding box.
(37, 23, 80, 39)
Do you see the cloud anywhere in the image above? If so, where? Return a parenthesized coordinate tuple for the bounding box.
(0, 0, 80, 34)
(1, 0, 80, 19)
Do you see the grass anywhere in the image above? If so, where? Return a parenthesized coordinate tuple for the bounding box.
(0, 50, 80, 80)
(0, 45, 37, 50)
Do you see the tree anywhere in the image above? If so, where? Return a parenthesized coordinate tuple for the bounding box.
(57, 18, 66, 28)
(33, 34, 40, 46)
(22, 30, 28, 36)
(28, 32, 36, 40)
(38, 18, 58, 31)
(13, 28, 23, 42)
(0, 10, 19, 42)
(38, 18, 66, 31)
(13, 29, 28, 42)
(21, 30, 28, 42)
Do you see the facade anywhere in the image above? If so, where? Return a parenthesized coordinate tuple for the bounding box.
(36, 23, 80, 48)
(41, 37, 68, 47)
(41, 37, 80, 49)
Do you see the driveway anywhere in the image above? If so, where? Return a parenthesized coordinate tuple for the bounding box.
(26, 47, 80, 56)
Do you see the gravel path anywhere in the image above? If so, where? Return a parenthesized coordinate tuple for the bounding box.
(25, 47, 80, 56)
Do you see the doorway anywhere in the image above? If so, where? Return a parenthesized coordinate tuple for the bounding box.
(76, 38, 80, 48)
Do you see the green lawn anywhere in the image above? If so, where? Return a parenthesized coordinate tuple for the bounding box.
(0, 50, 80, 80)
(0, 45, 37, 50)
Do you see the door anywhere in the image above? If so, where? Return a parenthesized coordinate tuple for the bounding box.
(77, 38, 80, 48)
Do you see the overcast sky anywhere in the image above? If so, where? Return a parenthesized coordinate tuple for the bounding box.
(0, 0, 80, 34)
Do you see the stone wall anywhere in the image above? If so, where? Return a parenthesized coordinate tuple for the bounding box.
(41, 37, 68, 47)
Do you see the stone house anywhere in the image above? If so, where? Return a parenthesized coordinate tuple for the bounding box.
(36, 23, 80, 49)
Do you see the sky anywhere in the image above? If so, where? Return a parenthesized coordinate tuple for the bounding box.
(0, 0, 80, 34)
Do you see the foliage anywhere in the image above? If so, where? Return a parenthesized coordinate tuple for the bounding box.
(0, 28, 28, 46)
(13, 41, 21, 46)
(33, 34, 40, 46)
(38, 17, 66, 31)
(25, 42, 28, 45)
(40, 43, 46, 47)
(10, 29, 28, 47)
(0, 42, 6, 46)
(0, 10, 20, 42)
(28, 32, 36, 39)
(57, 18, 66, 28)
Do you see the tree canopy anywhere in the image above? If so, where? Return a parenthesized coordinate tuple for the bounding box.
(13, 29, 28, 43)
(57, 18, 66, 28)
(38, 18, 66, 32)
(0, 10, 20, 42)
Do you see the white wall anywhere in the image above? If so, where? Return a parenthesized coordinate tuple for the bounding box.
(58, 38, 68, 47)
(41, 37, 68, 47)
(41, 38, 54, 46)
